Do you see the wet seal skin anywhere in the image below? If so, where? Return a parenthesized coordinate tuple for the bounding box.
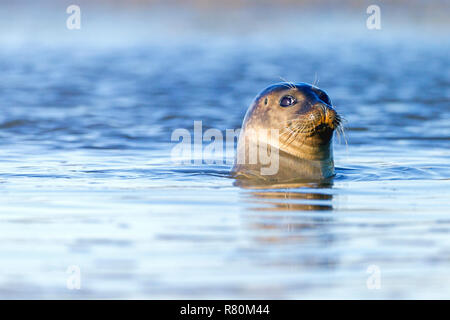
(232, 82, 343, 184)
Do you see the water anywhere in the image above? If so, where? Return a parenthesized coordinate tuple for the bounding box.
(0, 5, 449, 299)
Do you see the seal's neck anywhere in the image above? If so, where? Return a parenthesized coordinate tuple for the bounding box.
(281, 140, 333, 161)
(232, 133, 335, 182)
(276, 145, 334, 180)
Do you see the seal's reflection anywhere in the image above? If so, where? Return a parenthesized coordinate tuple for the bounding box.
(236, 179, 334, 244)
(236, 181, 337, 270)
(250, 189, 333, 212)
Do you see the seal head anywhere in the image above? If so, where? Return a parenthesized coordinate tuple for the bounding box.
(232, 82, 342, 183)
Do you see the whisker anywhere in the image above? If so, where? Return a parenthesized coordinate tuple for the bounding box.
(283, 127, 297, 147)
(313, 72, 320, 87)
(335, 125, 342, 144)
(278, 76, 295, 89)
(280, 106, 347, 148)
(279, 126, 296, 146)
(331, 110, 348, 149)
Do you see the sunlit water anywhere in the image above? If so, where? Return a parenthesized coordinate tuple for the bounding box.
(0, 7, 449, 299)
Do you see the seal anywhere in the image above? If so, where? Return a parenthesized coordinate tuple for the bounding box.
(232, 82, 342, 183)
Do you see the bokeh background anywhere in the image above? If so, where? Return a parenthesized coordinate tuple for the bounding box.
(0, 0, 449, 299)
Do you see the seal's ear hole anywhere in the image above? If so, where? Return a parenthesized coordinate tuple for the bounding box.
(264, 98, 268, 105)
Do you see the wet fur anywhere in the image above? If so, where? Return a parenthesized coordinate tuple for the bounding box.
(232, 82, 343, 183)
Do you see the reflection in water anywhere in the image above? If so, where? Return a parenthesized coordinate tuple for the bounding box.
(236, 181, 339, 273)
(236, 179, 333, 212)
(248, 188, 333, 212)
(238, 181, 334, 246)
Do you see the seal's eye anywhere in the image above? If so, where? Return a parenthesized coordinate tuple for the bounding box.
(279, 95, 296, 107)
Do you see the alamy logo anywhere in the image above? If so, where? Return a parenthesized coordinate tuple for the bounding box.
(170, 121, 280, 175)
(66, 265, 81, 290)
(366, 5, 381, 30)
(66, 5, 81, 30)
(366, 265, 381, 289)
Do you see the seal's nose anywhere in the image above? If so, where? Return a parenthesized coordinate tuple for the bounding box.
(315, 103, 338, 130)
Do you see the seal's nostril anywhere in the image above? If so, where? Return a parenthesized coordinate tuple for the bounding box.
(314, 103, 337, 129)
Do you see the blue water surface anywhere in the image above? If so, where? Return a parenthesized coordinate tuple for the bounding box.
(0, 6, 449, 298)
